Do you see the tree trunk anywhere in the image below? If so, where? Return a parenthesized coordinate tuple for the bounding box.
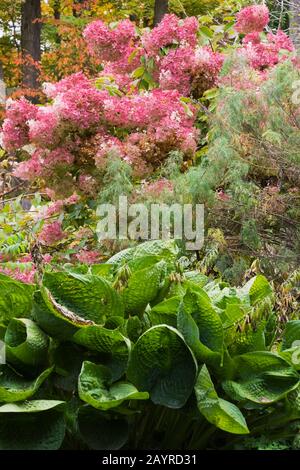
(154, 0, 169, 26)
(290, 0, 300, 49)
(21, 0, 41, 89)
(53, 0, 61, 20)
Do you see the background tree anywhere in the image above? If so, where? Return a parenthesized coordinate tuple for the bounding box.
(154, 0, 169, 25)
(21, 0, 41, 90)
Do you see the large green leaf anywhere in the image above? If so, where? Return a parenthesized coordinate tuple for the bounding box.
(0, 276, 34, 324)
(0, 365, 53, 402)
(32, 289, 83, 340)
(78, 406, 129, 450)
(43, 272, 124, 323)
(0, 400, 65, 413)
(242, 275, 273, 306)
(195, 365, 249, 435)
(282, 321, 300, 350)
(78, 361, 148, 410)
(122, 260, 167, 314)
(177, 300, 221, 367)
(126, 255, 162, 273)
(107, 247, 135, 266)
(223, 352, 299, 404)
(150, 296, 181, 328)
(0, 409, 65, 449)
(127, 325, 197, 408)
(132, 240, 179, 260)
(73, 326, 131, 380)
(5, 318, 49, 368)
(180, 289, 224, 356)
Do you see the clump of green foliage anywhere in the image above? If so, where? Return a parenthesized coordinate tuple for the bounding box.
(0, 239, 300, 450)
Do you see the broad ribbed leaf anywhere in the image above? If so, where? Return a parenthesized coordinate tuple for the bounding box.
(73, 326, 131, 380)
(0, 276, 34, 324)
(223, 352, 299, 404)
(107, 247, 135, 266)
(132, 240, 179, 260)
(242, 275, 273, 305)
(5, 318, 49, 368)
(0, 365, 53, 402)
(32, 289, 83, 340)
(0, 400, 64, 413)
(78, 361, 148, 410)
(90, 264, 114, 278)
(43, 272, 124, 323)
(195, 365, 249, 434)
(181, 289, 223, 356)
(127, 255, 162, 272)
(122, 261, 167, 314)
(184, 271, 208, 287)
(282, 321, 300, 350)
(150, 296, 181, 328)
(78, 406, 129, 450)
(127, 325, 197, 408)
(0, 409, 65, 449)
(177, 300, 221, 367)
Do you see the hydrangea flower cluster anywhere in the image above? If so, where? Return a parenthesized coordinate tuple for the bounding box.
(235, 5, 269, 34)
(83, 19, 137, 62)
(2, 98, 37, 150)
(38, 220, 66, 245)
(142, 15, 198, 55)
(241, 30, 294, 69)
(1, 6, 296, 201)
(0, 254, 52, 284)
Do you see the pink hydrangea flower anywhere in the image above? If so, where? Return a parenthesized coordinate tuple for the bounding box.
(159, 46, 195, 95)
(0, 267, 35, 284)
(53, 86, 108, 128)
(142, 179, 174, 197)
(142, 14, 198, 55)
(1, 98, 38, 150)
(28, 106, 59, 147)
(76, 250, 101, 264)
(78, 174, 98, 194)
(43, 147, 74, 169)
(38, 221, 65, 245)
(13, 150, 43, 181)
(83, 19, 137, 61)
(43, 72, 91, 99)
(235, 5, 269, 34)
(241, 30, 294, 69)
(95, 136, 125, 168)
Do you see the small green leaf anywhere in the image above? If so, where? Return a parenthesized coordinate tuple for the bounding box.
(223, 352, 299, 404)
(195, 365, 249, 434)
(5, 318, 49, 368)
(0, 400, 65, 413)
(78, 361, 148, 410)
(73, 326, 131, 380)
(0, 365, 53, 402)
(127, 325, 197, 408)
